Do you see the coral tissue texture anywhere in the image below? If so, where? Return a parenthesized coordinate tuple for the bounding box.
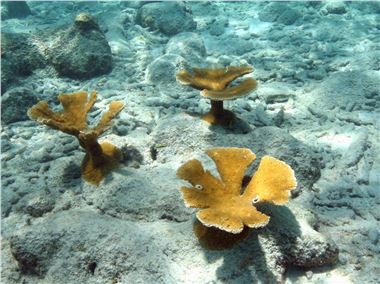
(201, 77, 258, 101)
(177, 147, 297, 233)
(176, 66, 255, 94)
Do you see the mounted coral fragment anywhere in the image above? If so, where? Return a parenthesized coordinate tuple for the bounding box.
(177, 147, 297, 241)
(176, 66, 257, 127)
(27, 91, 124, 185)
(193, 218, 250, 250)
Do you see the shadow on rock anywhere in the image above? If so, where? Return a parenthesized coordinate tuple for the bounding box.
(197, 204, 337, 282)
(208, 117, 253, 135)
(196, 204, 300, 282)
(62, 161, 82, 185)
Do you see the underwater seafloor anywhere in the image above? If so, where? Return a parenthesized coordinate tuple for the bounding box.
(1, 1, 380, 283)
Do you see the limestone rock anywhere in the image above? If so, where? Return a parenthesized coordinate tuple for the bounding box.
(82, 166, 193, 222)
(305, 70, 380, 114)
(165, 32, 206, 64)
(258, 3, 301, 25)
(1, 87, 39, 124)
(1, 33, 46, 94)
(7, 203, 337, 283)
(256, 82, 294, 104)
(321, 2, 347, 15)
(49, 13, 112, 79)
(209, 18, 228, 36)
(258, 202, 338, 271)
(136, 2, 196, 36)
(1, 1, 31, 20)
(343, 129, 369, 167)
(145, 54, 189, 85)
(151, 113, 322, 192)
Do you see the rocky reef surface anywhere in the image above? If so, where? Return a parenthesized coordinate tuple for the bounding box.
(1, 1, 379, 283)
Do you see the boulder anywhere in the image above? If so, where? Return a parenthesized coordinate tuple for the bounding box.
(1, 33, 46, 94)
(145, 53, 189, 85)
(165, 32, 206, 64)
(321, 2, 347, 15)
(136, 2, 196, 36)
(1, 1, 31, 20)
(7, 205, 337, 283)
(209, 18, 228, 36)
(258, 3, 301, 25)
(49, 13, 112, 79)
(1, 87, 39, 124)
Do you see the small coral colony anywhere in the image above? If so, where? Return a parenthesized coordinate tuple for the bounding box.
(28, 66, 297, 248)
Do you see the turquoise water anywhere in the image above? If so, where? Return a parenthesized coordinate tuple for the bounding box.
(1, 1, 379, 284)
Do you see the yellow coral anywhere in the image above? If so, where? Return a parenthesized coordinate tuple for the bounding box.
(176, 66, 257, 127)
(27, 91, 97, 135)
(177, 147, 297, 234)
(27, 91, 124, 185)
(176, 66, 253, 91)
(201, 78, 258, 101)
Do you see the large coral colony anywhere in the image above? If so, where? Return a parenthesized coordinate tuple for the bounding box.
(28, 65, 297, 246)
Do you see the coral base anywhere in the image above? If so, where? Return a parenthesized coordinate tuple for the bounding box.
(193, 219, 250, 250)
(81, 142, 122, 185)
(202, 109, 237, 128)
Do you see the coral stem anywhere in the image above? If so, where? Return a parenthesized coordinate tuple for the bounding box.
(78, 132, 106, 167)
(210, 100, 224, 116)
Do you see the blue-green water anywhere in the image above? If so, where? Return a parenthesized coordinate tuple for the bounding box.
(1, 1, 379, 284)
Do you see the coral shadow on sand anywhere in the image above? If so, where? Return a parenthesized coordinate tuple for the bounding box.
(198, 204, 301, 282)
(198, 203, 338, 282)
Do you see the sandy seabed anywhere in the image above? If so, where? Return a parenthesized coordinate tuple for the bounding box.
(1, 1, 379, 284)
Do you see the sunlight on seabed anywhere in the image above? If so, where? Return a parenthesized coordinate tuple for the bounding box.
(326, 273, 353, 284)
(317, 133, 353, 151)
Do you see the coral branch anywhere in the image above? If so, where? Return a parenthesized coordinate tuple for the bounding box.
(177, 66, 253, 91)
(94, 101, 124, 136)
(243, 156, 297, 205)
(201, 78, 258, 101)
